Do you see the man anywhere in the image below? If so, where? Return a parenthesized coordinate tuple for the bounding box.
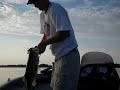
(27, 0, 80, 90)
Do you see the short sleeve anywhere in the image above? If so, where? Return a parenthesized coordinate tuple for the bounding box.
(51, 5, 72, 32)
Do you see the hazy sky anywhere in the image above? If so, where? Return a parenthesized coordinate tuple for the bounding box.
(0, 0, 120, 65)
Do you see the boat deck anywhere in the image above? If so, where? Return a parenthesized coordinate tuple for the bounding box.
(0, 74, 52, 90)
(8, 84, 52, 90)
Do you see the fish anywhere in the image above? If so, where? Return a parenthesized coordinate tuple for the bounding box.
(23, 48, 39, 90)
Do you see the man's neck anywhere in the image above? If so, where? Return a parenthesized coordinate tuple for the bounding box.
(44, 1, 50, 13)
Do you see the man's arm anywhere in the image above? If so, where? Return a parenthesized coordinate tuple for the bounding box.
(37, 31, 70, 54)
(41, 34, 47, 43)
(41, 31, 70, 46)
(34, 34, 46, 48)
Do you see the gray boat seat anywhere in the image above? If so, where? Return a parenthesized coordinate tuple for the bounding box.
(78, 51, 119, 90)
(81, 51, 114, 67)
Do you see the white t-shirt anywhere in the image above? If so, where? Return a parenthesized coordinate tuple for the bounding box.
(40, 2, 78, 58)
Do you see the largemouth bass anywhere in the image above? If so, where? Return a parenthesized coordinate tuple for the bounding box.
(23, 48, 39, 90)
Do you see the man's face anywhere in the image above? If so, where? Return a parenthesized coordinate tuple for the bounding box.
(33, 0, 45, 10)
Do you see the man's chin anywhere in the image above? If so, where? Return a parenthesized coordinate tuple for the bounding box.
(36, 7, 43, 11)
(38, 8, 43, 10)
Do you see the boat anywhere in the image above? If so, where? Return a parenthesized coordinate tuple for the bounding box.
(0, 67, 52, 90)
(0, 51, 120, 90)
(78, 51, 120, 90)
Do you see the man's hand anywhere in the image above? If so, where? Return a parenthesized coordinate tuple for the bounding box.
(37, 42, 47, 54)
(28, 47, 39, 54)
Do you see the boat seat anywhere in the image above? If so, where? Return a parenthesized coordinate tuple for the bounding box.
(77, 51, 120, 90)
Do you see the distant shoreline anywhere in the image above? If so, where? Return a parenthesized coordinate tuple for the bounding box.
(1, 64, 120, 68)
(0, 64, 52, 68)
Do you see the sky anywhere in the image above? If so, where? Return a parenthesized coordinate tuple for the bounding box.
(0, 0, 120, 65)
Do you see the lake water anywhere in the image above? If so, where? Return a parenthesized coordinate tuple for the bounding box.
(0, 67, 120, 86)
(0, 67, 43, 86)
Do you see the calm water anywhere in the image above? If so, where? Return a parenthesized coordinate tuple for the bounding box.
(0, 68, 120, 86)
(0, 67, 43, 86)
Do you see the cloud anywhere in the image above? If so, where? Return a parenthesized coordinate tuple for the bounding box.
(83, 0, 93, 7)
(0, 0, 120, 64)
(50, 0, 75, 3)
(0, 0, 120, 40)
(68, 7, 120, 40)
(3, 0, 27, 4)
(0, 1, 41, 36)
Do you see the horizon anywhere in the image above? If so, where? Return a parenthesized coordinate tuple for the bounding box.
(0, 0, 120, 65)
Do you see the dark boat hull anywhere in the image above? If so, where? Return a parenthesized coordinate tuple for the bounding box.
(1, 51, 120, 90)
(1, 65, 119, 90)
(0, 74, 52, 90)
